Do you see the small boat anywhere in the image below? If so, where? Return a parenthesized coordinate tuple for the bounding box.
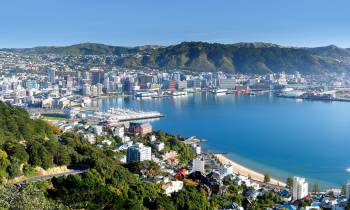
(211, 89, 228, 94)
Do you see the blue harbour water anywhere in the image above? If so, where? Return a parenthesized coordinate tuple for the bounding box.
(98, 93, 350, 189)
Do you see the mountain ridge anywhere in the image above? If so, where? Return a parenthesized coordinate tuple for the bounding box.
(2, 41, 350, 74)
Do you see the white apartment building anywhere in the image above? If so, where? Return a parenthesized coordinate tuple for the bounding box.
(192, 156, 205, 174)
(218, 164, 233, 178)
(191, 144, 201, 155)
(293, 176, 309, 200)
(127, 143, 152, 163)
(113, 126, 124, 138)
(162, 181, 184, 196)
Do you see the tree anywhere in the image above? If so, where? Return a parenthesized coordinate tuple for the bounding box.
(264, 173, 271, 183)
(0, 183, 68, 210)
(7, 157, 22, 178)
(327, 190, 334, 197)
(0, 149, 10, 177)
(249, 199, 260, 210)
(286, 176, 293, 189)
(172, 186, 207, 210)
(312, 182, 320, 193)
(127, 160, 161, 177)
(53, 146, 71, 166)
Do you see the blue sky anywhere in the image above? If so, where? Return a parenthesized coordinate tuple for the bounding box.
(1, 0, 350, 48)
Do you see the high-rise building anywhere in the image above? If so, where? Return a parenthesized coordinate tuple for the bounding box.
(47, 68, 56, 84)
(91, 68, 104, 85)
(97, 83, 103, 95)
(292, 176, 308, 200)
(191, 156, 205, 174)
(82, 83, 91, 96)
(83, 71, 90, 80)
(127, 143, 152, 163)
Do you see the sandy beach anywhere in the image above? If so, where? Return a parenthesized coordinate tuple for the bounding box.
(214, 154, 286, 187)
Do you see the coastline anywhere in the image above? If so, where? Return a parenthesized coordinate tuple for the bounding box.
(214, 154, 286, 187)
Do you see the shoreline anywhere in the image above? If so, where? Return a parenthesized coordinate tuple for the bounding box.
(214, 153, 286, 187)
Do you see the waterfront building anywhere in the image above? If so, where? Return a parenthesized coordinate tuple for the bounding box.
(97, 83, 103, 95)
(219, 78, 236, 89)
(90, 85, 98, 96)
(218, 164, 233, 178)
(138, 74, 153, 89)
(127, 143, 152, 163)
(191, 156, 205, 174)
(169, 80, 176, 92)
(129, 122, 152, 136)
(176, 80, 187, 90)
(82, 83, 91, 96)
(292, 176, 308, 200)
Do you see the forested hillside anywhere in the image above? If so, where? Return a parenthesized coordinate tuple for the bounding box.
(3, 42, 350, 74)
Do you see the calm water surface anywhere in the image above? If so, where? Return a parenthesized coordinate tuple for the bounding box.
(98, 93, 350, 189)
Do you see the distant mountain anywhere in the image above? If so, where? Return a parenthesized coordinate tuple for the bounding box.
(3, 42, 350, 74)
(306, 45, 350, 62)
(3, 43, 148, 56)
(144, 42, 350, 74)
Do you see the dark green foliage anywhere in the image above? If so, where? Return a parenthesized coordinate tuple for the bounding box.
(172, 185, 207, 210)
(264, 173, 271, 183)
(0, 102, 73, 177)
(257, 191, 284, 207)
(312, 182, 320, 193)
(286, 176, 293, 189)
(126, 160, 161, 177)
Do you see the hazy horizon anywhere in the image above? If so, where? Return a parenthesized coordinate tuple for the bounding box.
(1, 41, 349, 49)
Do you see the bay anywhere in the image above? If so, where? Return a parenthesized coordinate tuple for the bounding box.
(99, 93, 350, 189)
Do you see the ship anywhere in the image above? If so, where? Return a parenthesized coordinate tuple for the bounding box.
(171, 91, 188, 96)
(211, 88, 228, 94)
(135, 92, 158, 98)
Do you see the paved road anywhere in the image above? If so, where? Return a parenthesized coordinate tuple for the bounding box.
(14, 169, 88, 185)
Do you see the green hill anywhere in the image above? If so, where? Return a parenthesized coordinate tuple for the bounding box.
(146, 42, 349, 74)
(3, 42, 350, 74)
(0, 102, 68, 178)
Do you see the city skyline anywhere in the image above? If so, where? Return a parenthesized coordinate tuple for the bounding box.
(2, 0, 350, 48)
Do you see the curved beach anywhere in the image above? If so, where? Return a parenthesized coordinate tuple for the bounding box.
(214, 154, 286, 187)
